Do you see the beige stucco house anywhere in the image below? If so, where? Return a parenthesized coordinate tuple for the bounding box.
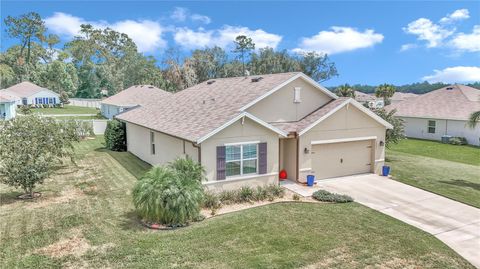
(116, 72, 392, 191)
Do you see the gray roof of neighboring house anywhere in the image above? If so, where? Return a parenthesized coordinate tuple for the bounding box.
(101, 85, 172, 107)
(2, 81, 56, 98)
(0, 91, 18, 103)
(386, 84, 480, 121)
(116, 72, 303, 142)
(391, 92, 418, 102)
(354, 91, 376, 102)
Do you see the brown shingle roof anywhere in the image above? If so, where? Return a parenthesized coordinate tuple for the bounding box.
(354, 91, 376, 102)
(3, 81, 51, 97)
(391, 92, 418, 102)
(0, 91, 18, 103)
(101, 85, 172, 107)
(386, 84, 480, 120)
(271, 98, 349, 133)
(116, 72, 301, 142)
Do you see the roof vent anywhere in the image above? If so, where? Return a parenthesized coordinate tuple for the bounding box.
(148, 86, 154, 89)
(207, 80, 215, 85)
(446, 86, 454, 90)
(251, 77, 263, 83)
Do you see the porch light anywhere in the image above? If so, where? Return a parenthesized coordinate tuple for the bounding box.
(304, 147, 309, 154)
(379, 141, 384, 147)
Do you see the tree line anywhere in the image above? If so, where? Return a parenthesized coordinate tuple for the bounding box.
(1, 12, 338, 98)
(331, 81, 480, 95)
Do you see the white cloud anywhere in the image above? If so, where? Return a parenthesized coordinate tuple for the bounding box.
(400, 43, 418, 51)
(422, 66, 480, 83)
(174, 25, 282, 49)
(403, 18, 453, 48)
(44, 12, 166, 53)
(292, 27, 384, 55)
(450, 25, 480, 52)
(170, 7, 211, 24)
(440, 9, 470, 24)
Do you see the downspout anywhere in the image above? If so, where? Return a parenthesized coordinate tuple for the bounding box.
(295, 132, 300, 183)
(192, 142, 201, 164)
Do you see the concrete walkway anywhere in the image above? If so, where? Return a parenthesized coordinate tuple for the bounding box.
(282, 174, 480, 268)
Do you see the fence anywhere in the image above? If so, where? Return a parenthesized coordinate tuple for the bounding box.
(69, 98, 102, 108)
(91, 120, 108, 135)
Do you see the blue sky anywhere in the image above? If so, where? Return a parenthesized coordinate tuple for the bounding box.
(1, 1, 479, 86)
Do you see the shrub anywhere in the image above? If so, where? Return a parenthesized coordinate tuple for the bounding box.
(202, 191, 221, 210)
(218, 190, 237, 205)
(253, 186, 268, 201)
(104, 119, 126, 151)
(312, 190, 353, 203)
(292, 194, 301, 201)
(60, 91, 70, 104)
(238, 186, 254, 202)
(449, 137, 468, 145)
(266, 184, 285, 198)
(132, 166, 204, 226)
(169, 157, 205, 182)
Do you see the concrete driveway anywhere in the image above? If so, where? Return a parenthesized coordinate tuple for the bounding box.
(283, 174, 480, 268)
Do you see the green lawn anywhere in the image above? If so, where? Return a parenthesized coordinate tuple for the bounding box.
(0, 138, 473, 268)
(387, 139, 480, 208)
(29, 105, 99, 115)
(388, 138, 480, 166)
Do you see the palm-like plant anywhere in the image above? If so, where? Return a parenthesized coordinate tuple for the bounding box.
(169, 156, 205, 182)
(468, 111, 480, 128)
(132, 166, 204, 226)
(335, 84, 355, 98)
(375, 83, 396, 106)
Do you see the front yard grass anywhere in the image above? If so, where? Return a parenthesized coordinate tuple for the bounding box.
(29, 105, 99, 115)
(387, 139, 480, 208)
(0, 137, 473, 268)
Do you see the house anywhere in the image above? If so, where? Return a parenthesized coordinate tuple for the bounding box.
(390, 92, 418, 104)
(354, 91, 384, 108)
(116, 72, 392, 191)
(0, 92, 17, 120)
(386, 84, 480, 145)
(0, 81, 60, 106)
(100, 85, 172, 119)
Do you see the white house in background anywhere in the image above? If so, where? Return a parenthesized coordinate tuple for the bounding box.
(100, 85, 172, 119)
(354, 91, 384, 108)
(0, 81, 60, 106)
(0, 91, 17, 120)
(386, 84, 480, 146)
(390, 92, 418, 104)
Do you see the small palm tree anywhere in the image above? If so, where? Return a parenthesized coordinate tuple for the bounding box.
(375, 83, 396, 106)
(335, 84, 355, 98)
(468, 111, 480, 128)
(169, 156, 205, 182)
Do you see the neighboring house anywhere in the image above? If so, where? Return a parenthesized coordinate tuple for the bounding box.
(100, 85, 172, 119)
(354, 91, 384, 108)
(390, 92, 418, 104)
(0, 92, 17, 120)
(386, 84, 480, 146)
(117, 72, 392, 191)
(0, 81, 60, 106)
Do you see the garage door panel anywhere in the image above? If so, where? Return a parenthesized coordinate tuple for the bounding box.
(311, 140, 373, 180)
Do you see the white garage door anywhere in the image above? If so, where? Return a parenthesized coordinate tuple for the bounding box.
(311, 139, 373, 180)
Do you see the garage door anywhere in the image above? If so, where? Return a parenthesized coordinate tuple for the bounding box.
(311, 139, 373, 180)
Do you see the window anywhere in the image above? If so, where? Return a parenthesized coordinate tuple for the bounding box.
(294, 87, 302, 103)
(428, 120, 436, 134)
(48, 98, 53, 104)
(225, 143, 258, 177)
(150, 131, 155, 155)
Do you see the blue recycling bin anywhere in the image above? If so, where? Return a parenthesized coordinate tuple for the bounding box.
(382, 166, 391, 176)
(306, 175, 315, 186)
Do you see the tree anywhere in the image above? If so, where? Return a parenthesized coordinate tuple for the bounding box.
(468, 111, 480, 128)
(4, 12, 46, 79)
(371, 108, 405, 147)
(335, 84, 355, 97)
(232, 35, 255, 75)
(0, 115, 80, 198)
(297, 52, 338, 82)
(375, 84, 396, 106)
(60, 91, 70, 104)
(104, 120, 126, 151)
(250, 48, 300, 75)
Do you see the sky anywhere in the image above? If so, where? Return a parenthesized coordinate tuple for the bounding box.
(1, 0, 479, 86)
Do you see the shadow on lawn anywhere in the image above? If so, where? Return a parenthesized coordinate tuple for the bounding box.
(0, 191, 23, 206)
(94, 147, 151, 179)
(119, 210, 145, 231)
(439, 179, 480, 191)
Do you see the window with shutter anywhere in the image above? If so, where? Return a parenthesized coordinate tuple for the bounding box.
(216, 146, 226, 180)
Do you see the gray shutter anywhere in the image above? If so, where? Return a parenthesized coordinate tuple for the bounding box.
(259, 142, 267, 174)
(216, 146, 226, 180)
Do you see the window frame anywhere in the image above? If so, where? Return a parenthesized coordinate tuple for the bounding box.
(150, 131, 156, 155)
(427, 120, 436, 134)
(225, 142, 259, 178)
(293, 87, 302, 103)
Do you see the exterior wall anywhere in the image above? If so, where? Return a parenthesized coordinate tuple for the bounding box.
(200, 117, 280, 190)
(279, 138, 297, 180)
(29, 90, 60, 105)
(298, 105, 387, 182)
(0, 101, 16, 120)
(400, 117, 480, 146)
(125, 122, 198, 166)
(247, 77, 332, 123)
(70, 98, 101, 108)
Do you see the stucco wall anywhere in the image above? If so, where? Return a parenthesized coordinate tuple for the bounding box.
(101, 104, 120, 119)
(200, 117, 280, 185)
(400, 117, 480, 146)
(247, 77, 332, 123)
(299, 104, 387, 181)
(0, 102, 16, 120)
(28, 90, 60, 105)
(125, 122, 198, 166)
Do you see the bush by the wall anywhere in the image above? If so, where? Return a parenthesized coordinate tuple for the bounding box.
(312, 190, 353, 203)
(104, 119, 126, 151)
(449, 137, 468, 145)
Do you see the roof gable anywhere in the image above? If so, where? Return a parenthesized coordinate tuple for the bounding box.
(101, 85, 171, 107)
(4, 81, 53, 97)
